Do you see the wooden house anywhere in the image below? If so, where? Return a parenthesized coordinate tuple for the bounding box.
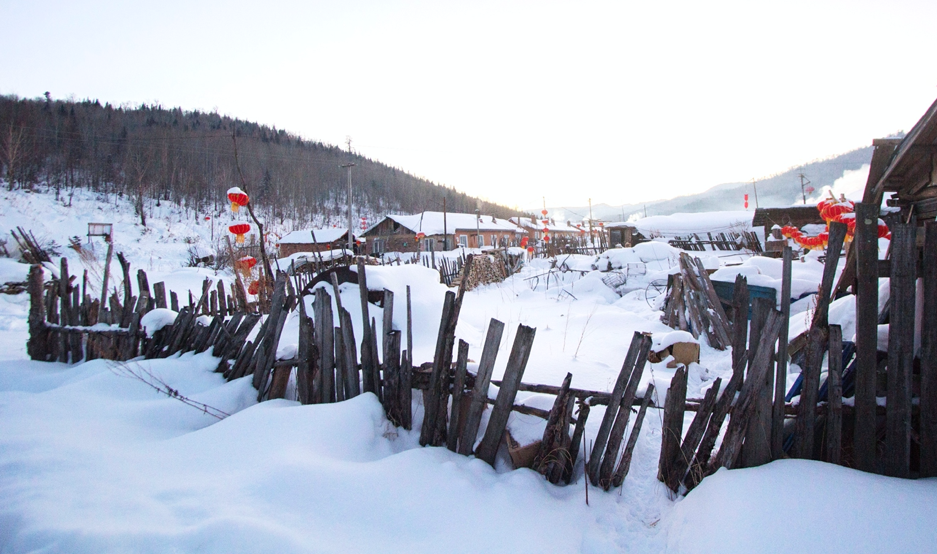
(510, 216, 585, 246)
(278, 228, 350, 257)
(362, 212, 524, 255)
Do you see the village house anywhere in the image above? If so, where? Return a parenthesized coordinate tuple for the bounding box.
(510, 215, 587, 246)
(277, 228, 351, 257)
(362, 211, 524, 255)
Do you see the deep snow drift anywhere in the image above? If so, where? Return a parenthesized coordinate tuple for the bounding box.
(0, 185, 935, 553)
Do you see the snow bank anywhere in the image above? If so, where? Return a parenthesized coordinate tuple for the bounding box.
(139, 308, 178, 337)
(666, 460, 937, 553)
(0, 258, 31, 283)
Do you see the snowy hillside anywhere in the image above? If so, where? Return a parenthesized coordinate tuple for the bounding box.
(0, 185, 934, 553)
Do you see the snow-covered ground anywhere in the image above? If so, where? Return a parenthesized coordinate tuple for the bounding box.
(0, 185, 934, 553)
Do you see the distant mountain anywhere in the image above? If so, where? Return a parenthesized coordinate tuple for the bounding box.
(553, 146, 877, 222)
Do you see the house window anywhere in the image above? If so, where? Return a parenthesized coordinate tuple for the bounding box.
(423, 238, 434, 251)
(372, 239, 385, 254)
(459, 234, 467, 247)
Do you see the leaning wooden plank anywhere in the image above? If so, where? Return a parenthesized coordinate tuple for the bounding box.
(339, 308, 360, 399)
(885, 214, 915, 478)
(853, 202, 880, 472)
(474, 324, 537, 467)
(740, 298, 774, 468)
(356, 259, 375, 395)
(316, 289, 335, 403)
(533, 372, 574, 481)
(587, 331, 647, 484)
(669, 377, 722, 491)
(811, 221, 848, 330)
(297, 298, 313, 404)
(420, 291, 456, 446)
(257, 308, 289, 400)
(369, 316, 382, 402)
(692, 256, 732, 347)
(384, 331, 402, 425)
(446, 340, 470, 452)
(793, 325, 827, 459)
(612, 384, 656, 488)
(657, 367, 688, 492)
(458, 318, 506, 455)
(599, 336, 653, 489)
(921, 221, 937, 478)
(826, 325, 844, 465)
(400, 349, 412, 430)
(27, 264, 50, 361)
(334, 325, 346, 402)
(564, 401, 591, 485)
(712, 309, 783, 470)
(267, 365, 292, 400)
(772, 246, 793, 460)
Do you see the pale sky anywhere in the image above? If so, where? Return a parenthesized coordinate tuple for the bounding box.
(2, 0, 935, 210)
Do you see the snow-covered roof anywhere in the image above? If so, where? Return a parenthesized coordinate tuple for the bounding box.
(628, 211, 753, 237)
(280, 228, 348, 244)
(510, 216, 585, 234)
(380, 212, 523, 235)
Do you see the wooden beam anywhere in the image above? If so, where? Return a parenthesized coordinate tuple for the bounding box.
(885, 213, 916, 478)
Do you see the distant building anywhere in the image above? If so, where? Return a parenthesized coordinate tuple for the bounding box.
(362, 212, 524, 255)
(278, 228, 351, 257)
(510, 216, 586, 245)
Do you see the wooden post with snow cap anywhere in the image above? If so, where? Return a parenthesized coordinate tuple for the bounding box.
(474, 324, 536, 467)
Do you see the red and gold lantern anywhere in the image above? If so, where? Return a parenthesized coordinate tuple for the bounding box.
(236, 256, 257, 271)
(228, 223, 251, 244)
(227, 187, 249, 213)
(247, 280, 260, 296)
(878, 221, 891, 240)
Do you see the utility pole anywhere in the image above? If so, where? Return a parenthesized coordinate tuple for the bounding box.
(799, 173, 811, 205)
(588, 198, 595, 248)
(474, 208, 480, 249)
(751, 178, 760, 209)
(443, 197, 448, 250)
(343, 136, 355, 253)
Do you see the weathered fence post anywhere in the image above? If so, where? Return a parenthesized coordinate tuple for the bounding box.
(885, 213, 915, 478)
(854, 202, 880, 472)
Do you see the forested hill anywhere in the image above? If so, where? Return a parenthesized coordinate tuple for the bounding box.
(0, 94, 516, 226)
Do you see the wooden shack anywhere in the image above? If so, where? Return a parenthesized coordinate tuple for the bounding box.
(751, 206, 825, 239)
(278, 228, 350, 257)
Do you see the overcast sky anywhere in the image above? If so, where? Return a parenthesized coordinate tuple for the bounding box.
(2, 0, 935, 210)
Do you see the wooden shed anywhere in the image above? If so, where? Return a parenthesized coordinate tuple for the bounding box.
(751, 206, 825, 239)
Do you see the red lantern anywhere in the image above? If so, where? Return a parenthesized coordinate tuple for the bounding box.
(878, 221, 891, 240)
(520, 236, 529, 247)
(541, 209, 548, 216)
(247, 280, 260, 295)
(236, 256, 257, 271)
(527, 246, 535, 254)
(821, 201, 853, 223)
(781, 225, 798, 238)
(818, 231, 829, 246)
(228, 223, 251, 244)
(415, 232, 425, 241)
(227, 187, 249, 213)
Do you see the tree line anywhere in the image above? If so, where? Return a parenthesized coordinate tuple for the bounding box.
(0, 93, 518, 227)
